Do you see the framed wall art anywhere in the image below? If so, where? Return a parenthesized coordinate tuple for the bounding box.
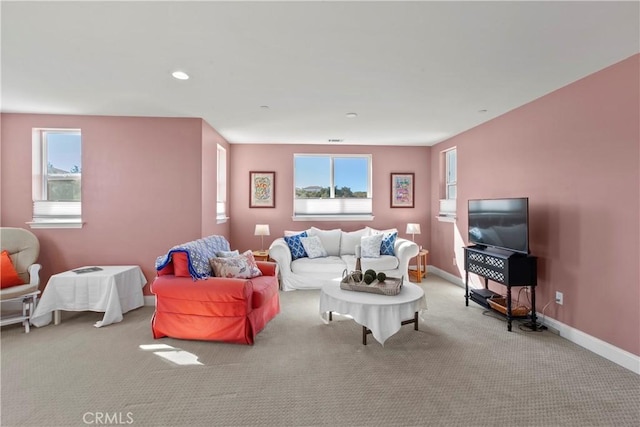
(390, 172, 414, 208)
(249, 171, 276, 208)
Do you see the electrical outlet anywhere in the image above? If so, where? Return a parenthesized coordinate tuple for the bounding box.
(452, 257, 457, 266)
(555, 291, 563, 305)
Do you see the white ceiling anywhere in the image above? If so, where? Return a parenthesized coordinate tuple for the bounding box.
(2, 1, 638, 146)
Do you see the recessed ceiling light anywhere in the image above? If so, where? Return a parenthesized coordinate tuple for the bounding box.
(172, 71, 189, 80)
(260, 105, 270, 109)
(346, 112, 358, 118)
(478, 109, 488, 113)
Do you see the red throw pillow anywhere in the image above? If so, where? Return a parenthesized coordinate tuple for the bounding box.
(172, 252, 191, 277)
(1, 250, 25, 289)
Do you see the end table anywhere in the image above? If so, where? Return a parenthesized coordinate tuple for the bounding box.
(409, 249, 429, 283)
(252, 250, 270, 262)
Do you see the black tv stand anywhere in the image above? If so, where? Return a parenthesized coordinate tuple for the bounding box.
(464, 245, 537, 331)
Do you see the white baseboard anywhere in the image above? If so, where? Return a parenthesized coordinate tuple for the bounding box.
(428, 265, 464, 287)
(540, 316, 640, 375)
(144, 295, 156, 307)
(428, 265, 640, 375)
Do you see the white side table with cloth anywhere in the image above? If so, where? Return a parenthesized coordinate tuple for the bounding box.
(31, 265, 147, 328)
(319, 280, 427, 345)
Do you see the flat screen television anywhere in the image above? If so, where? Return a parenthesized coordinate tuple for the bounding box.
(468, 197, 529, 254)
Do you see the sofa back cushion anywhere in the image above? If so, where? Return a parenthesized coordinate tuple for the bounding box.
(308, 227, 342, 256)
(340, 228, 369, 255)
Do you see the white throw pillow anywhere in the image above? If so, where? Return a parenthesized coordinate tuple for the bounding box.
(340, 228, 370, 255)
(308, 227, 342, 256)
(300, 236, 328, 259)
(361, 234, 383, 258)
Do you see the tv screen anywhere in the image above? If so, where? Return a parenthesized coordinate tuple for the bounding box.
(468, 198, 529, 254)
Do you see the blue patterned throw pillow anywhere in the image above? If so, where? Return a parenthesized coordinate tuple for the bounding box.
(380, 231, 398, 256)
(284, 231, 309, 260)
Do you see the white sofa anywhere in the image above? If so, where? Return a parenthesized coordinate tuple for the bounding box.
(269, 226, 420, 291)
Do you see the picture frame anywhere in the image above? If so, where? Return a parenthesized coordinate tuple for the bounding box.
(249, 171, 276, 208)
(390, 172, 415, 208)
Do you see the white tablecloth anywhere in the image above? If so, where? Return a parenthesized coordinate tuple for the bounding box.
(319, 281, 427, 345)
(31, 265, 147, 328)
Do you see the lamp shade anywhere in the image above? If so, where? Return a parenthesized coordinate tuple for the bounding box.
(406, 223, 421, 235)
(254, 224, 270, 236)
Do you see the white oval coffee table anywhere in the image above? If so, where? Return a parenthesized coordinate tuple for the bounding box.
(319, 280, 427, 346)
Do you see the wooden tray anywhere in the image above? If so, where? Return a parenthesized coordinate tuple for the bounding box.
(340, 272, 403, 296)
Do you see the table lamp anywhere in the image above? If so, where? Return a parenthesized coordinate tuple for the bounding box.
(254, 224, 270, 251)
(406, 223, 421, 242)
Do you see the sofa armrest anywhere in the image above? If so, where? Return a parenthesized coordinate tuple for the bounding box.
(152, 275, 253, 305)
(269, 238, 292, 274)
(394, 238, 420, 278)
(256, 261, 278, 276)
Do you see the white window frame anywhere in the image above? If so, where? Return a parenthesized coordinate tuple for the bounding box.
(216, 144, 228, 223)
(438, 147, 457, 221)
(28, 128, 83, 229)
(293, 154, 373, 221)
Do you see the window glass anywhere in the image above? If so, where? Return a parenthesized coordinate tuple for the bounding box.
(216, 144, 227, 221)
(45, 132, 82, 201)
(30, 128, 83, 228)
(293, 154, 372, 218)
(295, 156, 330, 199)
(445, 148, 457, 200)
(334, 157, 368, 198)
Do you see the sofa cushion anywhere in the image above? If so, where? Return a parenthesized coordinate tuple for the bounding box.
(308, 227, 342, 256)
(339, 228, 369, 255)
(300, 236, 328, 259)
(285, 229, 309, 237)
(1, 250, 24, 289)
(291, 256, 346, 276)
(341, 254, 399, 272)
(209, 251, 262, 279)
(361, 234, 383, 258)
(380, 231, 398, 256)
(284, 231, 308, 260)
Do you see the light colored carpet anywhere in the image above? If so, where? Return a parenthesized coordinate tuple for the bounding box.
(1, 275, 638, 427)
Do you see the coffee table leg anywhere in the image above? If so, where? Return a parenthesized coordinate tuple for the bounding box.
(362, 326, 367, 345)
(54, 310, 61, 325)
(329, 311, 332, 322)
(414, 311, 419, 330)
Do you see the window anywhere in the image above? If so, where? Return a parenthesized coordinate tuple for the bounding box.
(29, 129, 83, 228)
(439, 147, 457, 219)
(446, 148, 457, 200)
(216, 144, 227, 223)
(293, 154, 372, 220)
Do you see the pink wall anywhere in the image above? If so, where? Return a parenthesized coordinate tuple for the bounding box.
(430, 55, 640, 356)
(228, 144, 431, 252)
(0, 114, 229, 294)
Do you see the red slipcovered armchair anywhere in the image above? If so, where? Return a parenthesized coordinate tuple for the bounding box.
(151, 261, 280, 345)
